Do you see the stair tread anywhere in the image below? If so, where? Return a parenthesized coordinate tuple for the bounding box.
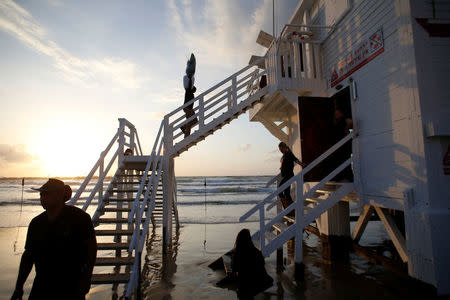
(283, 216, 295, 223)
(96, 256, 134, 265)
(91, 273, 130, 284)
(305, 196, 322, 203)
(95, 229, 134, 235)
(272, 222, 289, 232)
(98, 218, 146, 223)
(97, 242, 130, 250)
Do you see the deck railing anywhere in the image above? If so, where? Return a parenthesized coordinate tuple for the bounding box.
(265, 37, 325, 94)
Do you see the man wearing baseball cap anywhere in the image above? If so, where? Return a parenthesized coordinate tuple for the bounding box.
(11, 179, 97, 300)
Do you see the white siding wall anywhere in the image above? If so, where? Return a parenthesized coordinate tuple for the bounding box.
(312, 0, 428, 210)
(409, 0, 450, 294)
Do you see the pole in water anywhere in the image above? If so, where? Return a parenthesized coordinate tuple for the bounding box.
(203, 178, 207, 250)
(14, 178, 25, 253)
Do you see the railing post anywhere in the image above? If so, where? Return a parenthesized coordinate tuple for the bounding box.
(162, 117, 174, 251)
(259, 207, 265, 250)
(129, 126, 135, 156)
(231, 76, 237, 108)
(198, 95, 205, 128)
(98, 152, 104, 203)
(276, 177, 283, 271)
(294, 176, 304, 280)
(118, 118, 126, 167)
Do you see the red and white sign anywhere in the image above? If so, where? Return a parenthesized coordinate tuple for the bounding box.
(330, 28, 384, 88)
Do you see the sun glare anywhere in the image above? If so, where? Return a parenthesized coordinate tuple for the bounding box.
(30, 120, 102, 177)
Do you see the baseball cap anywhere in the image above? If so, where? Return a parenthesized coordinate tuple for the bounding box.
(32, 178, 65, 194)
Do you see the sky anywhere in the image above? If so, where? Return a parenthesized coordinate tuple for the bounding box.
(0, 0, 299, 177)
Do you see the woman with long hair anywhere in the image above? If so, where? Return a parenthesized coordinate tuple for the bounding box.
(231, 229, 273, 299)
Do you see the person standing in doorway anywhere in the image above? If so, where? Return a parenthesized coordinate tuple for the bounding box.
(11, 179, 97, 300)
(331, 108, 353, 181)
(278, 142, 305, 211)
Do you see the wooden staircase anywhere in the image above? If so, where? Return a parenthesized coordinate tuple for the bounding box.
(253, 182, 354, 257)
(239, 133, 355, 266)
(90, 159, 176, 287)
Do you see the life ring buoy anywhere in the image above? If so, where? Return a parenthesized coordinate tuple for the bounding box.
(287, 30, 314, 40)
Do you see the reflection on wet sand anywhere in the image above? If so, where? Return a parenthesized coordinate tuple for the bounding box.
(141, 228, 180, 299)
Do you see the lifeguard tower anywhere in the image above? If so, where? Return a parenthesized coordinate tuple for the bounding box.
(69, 0, 449, 297)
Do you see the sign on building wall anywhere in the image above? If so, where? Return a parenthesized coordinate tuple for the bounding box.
(330, 28, 384, 88)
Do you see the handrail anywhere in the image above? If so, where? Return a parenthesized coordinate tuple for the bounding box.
(240, 132, 353, 222)
(166, 56, 266, 119)
(68, 119, 140, 208)
(266, 173, 281, 187)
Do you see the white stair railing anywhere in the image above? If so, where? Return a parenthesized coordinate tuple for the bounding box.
(239, 132, 354, 256)
(68, 118, 141, 211)
(125, 120, 165, 298)
(163, 56, 268, 155)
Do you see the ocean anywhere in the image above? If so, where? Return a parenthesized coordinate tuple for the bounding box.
(0, 176, 388, 247)
(0, 176, 277, 228)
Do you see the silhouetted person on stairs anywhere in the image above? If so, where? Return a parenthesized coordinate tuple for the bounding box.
(11, 179, 97, 300)
(278, 142, 305, 215)
(181, 54, 198, 138)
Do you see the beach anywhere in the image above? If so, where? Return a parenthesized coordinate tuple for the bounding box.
(0, 177, 436, 299)
(1, 221, 435, 300)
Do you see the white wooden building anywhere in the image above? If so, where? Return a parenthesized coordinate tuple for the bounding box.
(247, 0, 450, 295)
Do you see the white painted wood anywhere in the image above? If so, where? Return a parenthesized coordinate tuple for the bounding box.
(374, 206, 408, 263)
(259, 207, 265, 250)
(295, 177, 304, 264)
(352, 205, 374, 242)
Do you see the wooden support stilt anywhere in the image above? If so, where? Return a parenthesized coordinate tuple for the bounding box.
(374, 206, 408, 263)
(352, 205, 374, 242)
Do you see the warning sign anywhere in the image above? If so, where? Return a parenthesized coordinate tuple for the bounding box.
(330, 28, 384, 88)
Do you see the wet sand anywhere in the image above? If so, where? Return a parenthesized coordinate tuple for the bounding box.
(1, 222, 438, 299)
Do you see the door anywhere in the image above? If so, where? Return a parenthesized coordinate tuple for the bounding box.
(298, 96, 335, 182)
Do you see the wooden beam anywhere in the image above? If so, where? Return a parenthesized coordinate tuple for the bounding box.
(304, 225, 408, 277)
(258, 117, 289, 143)
(352, 205, 374, 242)
(374, 206, 408, 263)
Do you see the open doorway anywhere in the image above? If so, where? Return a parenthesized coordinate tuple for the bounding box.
(298, 86, 353, 182)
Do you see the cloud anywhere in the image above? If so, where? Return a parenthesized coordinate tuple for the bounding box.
(45, 0, 63, 7)
(166, 0, 272, 69)
(0, 144, 35, 164)
(265, 149, 280, 162)
(235, 143, 252, 152)
(149, 87, 185, 104)
(0, 0, 149, 89)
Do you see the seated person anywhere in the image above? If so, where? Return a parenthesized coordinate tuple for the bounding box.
(231, 229, 273, 299)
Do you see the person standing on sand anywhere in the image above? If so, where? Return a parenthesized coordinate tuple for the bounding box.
(278, 142, 305, 211)
(11, 179, 97, 300)
(231, 229, 273, 299)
